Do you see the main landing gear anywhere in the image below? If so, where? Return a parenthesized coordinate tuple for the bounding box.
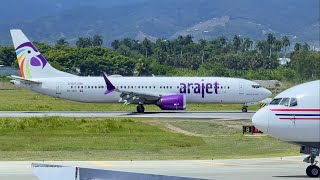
(136, 104, 145, 113)
(302, 146, 320, 177)
(304, 155, 320, 177)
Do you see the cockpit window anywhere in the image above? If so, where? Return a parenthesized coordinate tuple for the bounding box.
(289, 98, 298, 107)
(279, 98, 290, 106)
(252, 85, 262, 88)
(270, 98, 282, 105)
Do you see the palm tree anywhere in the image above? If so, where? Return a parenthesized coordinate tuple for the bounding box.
(177, 35, 184, 58)
(76, 37, 87, 48)
(142, 38, 152, 58)
(243, 38, 253, 51)
(218, 36, 227, 47)
(232, 35, 242, 52)
(274, 40, 283, 53)
(184, 35, 193, 45)
(55, 38, 69, 48)
(302, 43, 310, 51)
(256, 40, 268, 54)
(123, 38, 131, 47)
(92, 35, 103, 47)
(294, 43, 302, 52)
(199, 39, 207, 64)
(111, 40, 120, 50)
(281, 36, 290, 57)
(267, 33, 276, 57)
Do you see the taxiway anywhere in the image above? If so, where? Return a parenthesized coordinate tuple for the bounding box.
(0, 111, 254, 119)
(0, 156, 314, 180)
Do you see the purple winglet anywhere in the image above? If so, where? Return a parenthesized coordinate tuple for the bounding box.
(102, 72, 115, 95)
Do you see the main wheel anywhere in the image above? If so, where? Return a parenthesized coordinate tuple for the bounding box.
(242, 107, 248, 113)
(136, 104, 145, 113)
(306, 165, 320, 177)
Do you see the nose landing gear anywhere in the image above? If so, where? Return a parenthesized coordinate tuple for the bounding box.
(242, 106, 248, 113)
(302, 146, 320, 177)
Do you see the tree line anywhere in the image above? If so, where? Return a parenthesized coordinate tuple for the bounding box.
(0, 33, 319, 82)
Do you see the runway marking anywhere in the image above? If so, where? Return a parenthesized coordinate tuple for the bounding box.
(95, 162, 113, 167)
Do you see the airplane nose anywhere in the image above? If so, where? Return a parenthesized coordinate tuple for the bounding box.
(264, 88, 272, 98)
(252, 107, 269, 133)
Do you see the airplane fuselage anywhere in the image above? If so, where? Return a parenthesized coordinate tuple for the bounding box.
(19, 76, 270, 105)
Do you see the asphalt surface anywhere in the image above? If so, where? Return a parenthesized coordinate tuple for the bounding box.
(0, 111, 254, 119)
(0, 156, 316, 180)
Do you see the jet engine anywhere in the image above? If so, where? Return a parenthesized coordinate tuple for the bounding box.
(157, 94, 186, 110)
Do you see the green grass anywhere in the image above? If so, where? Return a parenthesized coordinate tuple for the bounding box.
(0, 89, 261, 111)
(0, 117, 298, 160)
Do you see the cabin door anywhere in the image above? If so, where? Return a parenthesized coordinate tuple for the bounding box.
(56, 82, 62, 96)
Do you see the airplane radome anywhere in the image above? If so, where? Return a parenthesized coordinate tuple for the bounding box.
(9, 29, 272, 113)
(252, 80, 320, 177)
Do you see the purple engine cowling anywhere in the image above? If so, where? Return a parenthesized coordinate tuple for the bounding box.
(158, 94, 186, 110)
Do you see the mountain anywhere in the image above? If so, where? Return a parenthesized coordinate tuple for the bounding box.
(0, 0, 319, 47)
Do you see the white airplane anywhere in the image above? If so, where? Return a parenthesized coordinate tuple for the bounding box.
(252, 80, 320, 177)
(9, 29, 271, 113)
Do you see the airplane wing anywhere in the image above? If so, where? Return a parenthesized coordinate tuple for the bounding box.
(102, 72, 165, 104)
(8, 75, 42, 84)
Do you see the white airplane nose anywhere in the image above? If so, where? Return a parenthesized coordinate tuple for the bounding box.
(252, 107, 269, 133)
(263, 88, 272, 98)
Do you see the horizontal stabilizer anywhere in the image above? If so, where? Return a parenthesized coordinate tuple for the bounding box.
(8, 75, 42, 84)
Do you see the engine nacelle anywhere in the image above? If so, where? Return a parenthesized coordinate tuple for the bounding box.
(157, 94, 186, 110)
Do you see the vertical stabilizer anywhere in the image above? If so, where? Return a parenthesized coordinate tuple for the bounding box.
(10, 29, 76, 79)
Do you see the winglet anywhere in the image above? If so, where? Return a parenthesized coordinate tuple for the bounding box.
(102, 72, 115, 95)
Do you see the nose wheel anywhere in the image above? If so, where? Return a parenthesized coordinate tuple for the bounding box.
(306, 165, 320, 177)
(242, 106, 248, 113)
(136, 104, 145, 113)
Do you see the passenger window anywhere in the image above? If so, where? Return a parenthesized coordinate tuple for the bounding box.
(270, 98, 282, 105)
(280, 98, 290, 106)
(290, 98, 298, 107)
